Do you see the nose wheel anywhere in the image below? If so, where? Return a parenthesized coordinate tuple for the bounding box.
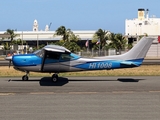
(22, 71, 29, 81)
(51, 74, 58, 82)
(22, 75, 28, 81)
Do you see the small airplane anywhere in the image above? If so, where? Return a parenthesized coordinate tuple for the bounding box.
(5, 37, 154, 82)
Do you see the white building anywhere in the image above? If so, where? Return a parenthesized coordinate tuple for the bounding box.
(125, 9, 160, 36)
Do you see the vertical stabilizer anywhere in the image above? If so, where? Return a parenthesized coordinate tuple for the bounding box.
(121, 37, 154, 60)
(92, 37, 154, 61)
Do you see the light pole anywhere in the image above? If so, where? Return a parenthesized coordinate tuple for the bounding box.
(22, 31, 23, 54)
(37, 33, 39, 49)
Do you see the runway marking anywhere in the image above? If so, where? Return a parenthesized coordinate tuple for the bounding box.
(69, 92, 98, 94)
(149, 91, 160, 93)
(1, 91, 159, 95)
(30, 92, 55, 95)
(112, 91, 134, 94)
(0, 93, 15, 96)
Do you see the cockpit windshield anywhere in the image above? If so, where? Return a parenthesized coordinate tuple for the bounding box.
(34, 49, 44, 58)
(33, 49, 41, 54)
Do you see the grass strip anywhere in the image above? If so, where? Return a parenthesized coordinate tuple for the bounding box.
(0, 65, 160, 77)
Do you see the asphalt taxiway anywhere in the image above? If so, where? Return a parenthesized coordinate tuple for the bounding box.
(0, 76, 160, 120)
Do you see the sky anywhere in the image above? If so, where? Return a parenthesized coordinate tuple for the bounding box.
(1, 0, 160, 33)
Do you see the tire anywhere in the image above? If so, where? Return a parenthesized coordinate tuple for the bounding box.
(22, 75, 28, 81)
(51, 74, 58, 82)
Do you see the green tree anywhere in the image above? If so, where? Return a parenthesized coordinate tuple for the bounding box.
(108, 33, 127, 54)
(68, 32, 80, 42)
(54, 26, 81, 52)
(2, 29, 19, 50)
(54, 26, 70, 41)
(54, 26, 80, 42)
(32, 44, 45, 51)
(2, 42, 10, 50)
(53, 40, 80, 53)
(92, 29, 109, 50)
(12, 38, 26, 45)
(6, 29, 18, 43)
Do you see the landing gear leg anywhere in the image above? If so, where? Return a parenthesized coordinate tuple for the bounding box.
(22, 71, 29, 81)
(51, 73, 58, 82)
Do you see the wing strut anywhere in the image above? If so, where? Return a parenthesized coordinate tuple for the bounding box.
(41, 50, 47, 72)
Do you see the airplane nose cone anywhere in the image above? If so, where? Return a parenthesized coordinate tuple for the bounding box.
(12, 54, 41, 66)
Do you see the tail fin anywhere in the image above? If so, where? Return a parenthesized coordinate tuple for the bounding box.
(121, 37, 154, 60)
(95, 37, 154, 61)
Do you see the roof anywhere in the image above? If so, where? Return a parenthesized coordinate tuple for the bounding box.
(0, 34, 10, 38)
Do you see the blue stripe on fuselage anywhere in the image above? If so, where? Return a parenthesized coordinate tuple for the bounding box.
(73, 58, 144, 70)
(12, 54, 42, 66)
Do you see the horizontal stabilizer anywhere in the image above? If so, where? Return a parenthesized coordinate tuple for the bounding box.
(120, 61, 139, 67)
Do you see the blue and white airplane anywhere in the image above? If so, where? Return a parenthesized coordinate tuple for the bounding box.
(6, 37, 154, 82)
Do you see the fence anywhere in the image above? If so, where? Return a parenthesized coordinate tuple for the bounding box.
(78, 43, 160, 58)
(146, 43, 160, 58)
(77, 49, 123, 57)
(1, 43, 160, 58)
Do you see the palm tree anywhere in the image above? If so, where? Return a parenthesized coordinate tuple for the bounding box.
(54, 26, 81, 52)
(2, 42, 10, 50)
(68, 32, 80, 42)
(54, 26, 71, 41)
(108, 33, 127, 54)
(93, 29, 109, 49)
(6, 29, 18, 42)
(12, 38, 26, 45)
(3, 29, 19, 50)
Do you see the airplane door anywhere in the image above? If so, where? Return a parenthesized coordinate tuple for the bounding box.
(41, 51, 61, 72)
(59, 53, 71, 72)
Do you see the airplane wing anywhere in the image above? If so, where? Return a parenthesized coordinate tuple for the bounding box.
(43, 45, 70, 53)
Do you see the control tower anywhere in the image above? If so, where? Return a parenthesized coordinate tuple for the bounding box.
(33, 19, 39, 31)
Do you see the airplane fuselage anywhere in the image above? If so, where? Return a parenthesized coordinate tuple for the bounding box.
(12, 53, 143, 73)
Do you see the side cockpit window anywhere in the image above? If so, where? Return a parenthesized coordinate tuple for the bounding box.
(60, 53, 73, 61)
(60, 53, 80, 61)
(46, 51, 60, 60)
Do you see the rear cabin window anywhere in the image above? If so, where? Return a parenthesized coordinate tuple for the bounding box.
(60, 54, 73, 61)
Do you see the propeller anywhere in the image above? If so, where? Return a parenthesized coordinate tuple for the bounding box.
(9, 59, 12, 68)
(5, 55, 12, 68)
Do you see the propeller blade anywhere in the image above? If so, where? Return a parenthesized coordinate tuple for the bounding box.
(5, 55, 12, 68)
(9, 59, 11, 68)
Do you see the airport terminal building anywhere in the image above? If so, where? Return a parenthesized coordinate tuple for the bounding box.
(0, 20, 96, 48)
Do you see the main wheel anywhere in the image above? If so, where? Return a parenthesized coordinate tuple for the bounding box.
(22, 75, 28, 81)
(51, 74, 58, 82)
